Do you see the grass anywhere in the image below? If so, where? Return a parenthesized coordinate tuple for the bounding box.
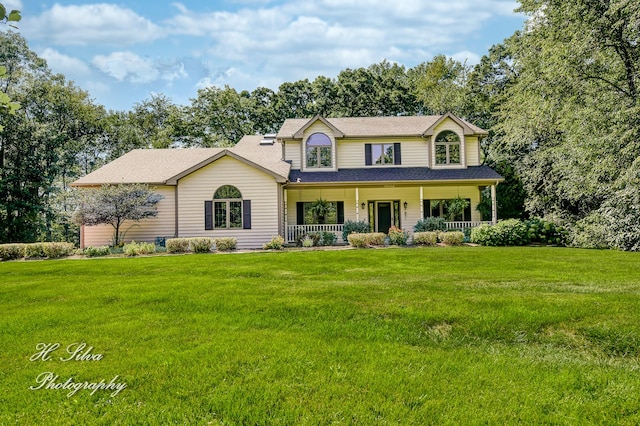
(1, 246, 640, 424)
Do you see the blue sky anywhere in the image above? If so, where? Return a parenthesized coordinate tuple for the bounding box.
(7, 0, 526, 111)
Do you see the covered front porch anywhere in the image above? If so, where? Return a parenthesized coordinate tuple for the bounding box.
(283, 183, 498, 244)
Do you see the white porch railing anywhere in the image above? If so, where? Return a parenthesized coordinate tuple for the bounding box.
(286, 224, 344, 244)
(445, 221, 492, 230)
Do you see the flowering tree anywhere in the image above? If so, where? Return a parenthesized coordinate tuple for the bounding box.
(73, 184, 164, 246)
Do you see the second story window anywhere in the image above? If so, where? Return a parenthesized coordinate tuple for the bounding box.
(372, 144, 394, 165)
(435, 130, 461, 165)
(306, 133, 332, 168)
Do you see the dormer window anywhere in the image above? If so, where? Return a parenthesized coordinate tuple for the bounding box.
(306, 133, 332, 168)
(435, 131, 461, 165)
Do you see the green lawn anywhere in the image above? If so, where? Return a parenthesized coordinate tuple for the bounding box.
(1, 246, 640, 424)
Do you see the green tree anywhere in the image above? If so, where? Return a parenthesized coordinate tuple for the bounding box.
(73, 184, 164, 247)
(409, 55, 470, 116)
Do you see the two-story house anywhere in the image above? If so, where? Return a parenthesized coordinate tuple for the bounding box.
(72, 113, 503, 249)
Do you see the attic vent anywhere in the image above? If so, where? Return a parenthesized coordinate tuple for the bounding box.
(260, 133, 277, 145)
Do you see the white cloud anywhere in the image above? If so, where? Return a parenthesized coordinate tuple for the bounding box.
(450, 50, 481, 66)
(25, 4, 163, 46)
(92, 51, 189, 85)
(39, 48, 90, 75)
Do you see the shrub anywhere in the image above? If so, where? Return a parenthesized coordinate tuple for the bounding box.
(414, 217, 447, 232)
(190, 237, 214, 253)
(166, 238, 191, 254)
(413, 232, 438, 246)
(214, 237, 237, 252)
(42, 242, 75, 258)
(83, 246, 111, 257)
(263, 235, 285, 250)
(24, 243, 47, 258)
(347, 233, 369, 248)
(440, 231, 465, 246)
(470, 224, 494, 246)
(342, 220, 370, 241)
(298, 232, 321, 247)
(0, 244, 25, 260)
(318, 231, 337, 246)
(123, 241, 156, 256)
(367, 233, 386, 246)
(471, 219, 531, 246)
(388, 226, 409, 246)
(302, 235, 314, 247)
(567, 213, 610, 249)
(526, 217, 567, 245)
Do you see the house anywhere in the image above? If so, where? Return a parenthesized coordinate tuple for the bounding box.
(71, 113, 503, 249)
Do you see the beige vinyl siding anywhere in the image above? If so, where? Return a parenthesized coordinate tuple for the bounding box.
(284, 140, 301, 169)
(465, 136, 480, 166)
(177, 156, 280, 249)
(82, 185, 176, 247)
(431, 118, 466, 168)
(337, 137, 429, 168)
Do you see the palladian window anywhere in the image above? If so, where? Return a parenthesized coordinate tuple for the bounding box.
(306, 133, 332, 168)
(435, 130, 461, 165)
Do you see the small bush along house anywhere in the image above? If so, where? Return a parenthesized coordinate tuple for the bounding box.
(72, 113, 503, 248)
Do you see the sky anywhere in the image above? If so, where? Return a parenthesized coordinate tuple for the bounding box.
(6, 0, 527, 112)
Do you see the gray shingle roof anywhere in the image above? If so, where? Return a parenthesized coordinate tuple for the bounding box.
(278, 114, 487, 139)
(287, 166, 503, 184)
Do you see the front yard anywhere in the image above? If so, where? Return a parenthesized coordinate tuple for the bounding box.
(1, 247, 639, 424)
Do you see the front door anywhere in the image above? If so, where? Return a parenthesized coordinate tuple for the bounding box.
(377, 202, 392, 234)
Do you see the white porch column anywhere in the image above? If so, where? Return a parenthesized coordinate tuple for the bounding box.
(355, 187, 360, 221)
(419, 186, 424, 219)
(491, 184, 497, 225)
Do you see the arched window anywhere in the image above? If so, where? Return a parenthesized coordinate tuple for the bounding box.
(213, 185, 242, 229)
(435, 130, 461, 165)
(306, 133, 332, 168)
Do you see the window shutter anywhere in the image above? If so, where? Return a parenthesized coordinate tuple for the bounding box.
(365, 144, 372, 166)
(393, 143, 401, 165)
(337, 201, 344, 224)
(296, 202, 304, 225)
(464, 200, 471, 222)
(243, 200, 251, 229)
(423, 200, 430, 218)
(204, 201, 213, 230)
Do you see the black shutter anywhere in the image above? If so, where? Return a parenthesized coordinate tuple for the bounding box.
(337, 201, 344, 224)
(204, 201, 213, 230)
(243, 200, 251, 229)
(423, 200, 430, 218)
(393, 143, 401, 165)
(296, 202, 305, 225)
(365, 144, 372, 166)
(464, 200, 471, 222)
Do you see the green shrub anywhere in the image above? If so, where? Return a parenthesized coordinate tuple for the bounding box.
(347, 233, 369, 248)
(567, 213, 610, 249)
(440, 231, 465, 246)
(471, 219, 530, 246)
(414, 217, 447, 232)
(342, 220, 370, 241)
(190, 237, 214, 253)
(302, 235, 314, 247)
(263, 235, 285, 250)
(123, 241, 156, 256)
(214, 237, 237, 252)
(413, 232, 438, 246)
(83, 246, 111, 257)
(166, 238, 191, 253)
(24, 243, 47, 258)
(388, 226, 409, 246)
(526, 217, 567, 245)
(298, 232, 321, 247)
(42, 242, 75, 258)
(0, 244, 26, 260)
(319, 231, 337, 246)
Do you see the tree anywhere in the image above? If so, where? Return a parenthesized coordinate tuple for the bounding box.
(409, 55, 470, 116)
(0, 5, 21, 130)
(73, 184, 164, 247)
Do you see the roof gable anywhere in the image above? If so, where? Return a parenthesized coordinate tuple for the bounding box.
(292, 115, 345, 138)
